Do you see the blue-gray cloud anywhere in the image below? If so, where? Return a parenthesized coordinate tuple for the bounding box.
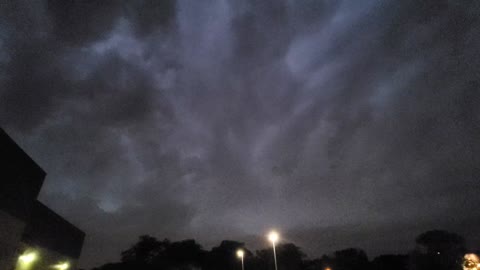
(1, 0, 479, 268)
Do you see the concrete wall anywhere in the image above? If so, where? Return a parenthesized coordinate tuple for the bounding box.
(1, 128, 85, 270)
(22, 201, 85, 259)
(0, 210, 25, 270)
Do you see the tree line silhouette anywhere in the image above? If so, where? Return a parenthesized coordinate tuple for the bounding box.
(89, 230, 475, 270)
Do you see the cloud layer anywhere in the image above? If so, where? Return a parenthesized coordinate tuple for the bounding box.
(1, 0, 479, 268)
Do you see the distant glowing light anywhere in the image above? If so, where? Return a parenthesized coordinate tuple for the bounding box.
(268, 231, 279, 243)
(463, 253, 480, 270)
(325, 267, 332, 270)
(18, 251, 37, 264)
(53, 262, 70, 270)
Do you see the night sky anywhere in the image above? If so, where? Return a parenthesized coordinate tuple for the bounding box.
(1, 0, 480, 269)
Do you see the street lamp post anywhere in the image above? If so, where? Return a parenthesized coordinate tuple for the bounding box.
(268, 231, 279, 270)
(237, 249, 245, 270)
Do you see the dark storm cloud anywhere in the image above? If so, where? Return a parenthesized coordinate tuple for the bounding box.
(1, 0, 480, 268)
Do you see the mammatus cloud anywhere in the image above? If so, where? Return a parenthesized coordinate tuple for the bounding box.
(1, 0, 479, 268)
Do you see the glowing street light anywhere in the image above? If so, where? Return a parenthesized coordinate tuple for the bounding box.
(53, 262, 70, 270)
(267, 231, 280, 270)
(237, 249, 245, 270)
(18, 252, 37, 264)
(17, 251, 38, 270)
(268, 231, 279, 243)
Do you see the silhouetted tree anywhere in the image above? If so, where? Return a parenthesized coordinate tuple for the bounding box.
(205, 240, 246, 270)
(90, 231, 471, 270)
(371, 255, 408, 270)
(302, 255, 333, 270)
(332, 248, 369, 270)
(120, 235, 169, 267)
(119, 236, 206, 270)
(277, 243, 305, 270)
(410, 230, 466, 270)
(303, 258, 323, 270)
(253, 243, 305, 270)
(161, 239, 204, 269)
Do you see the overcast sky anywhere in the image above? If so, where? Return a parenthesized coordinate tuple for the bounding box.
(1, 0, 480, 268)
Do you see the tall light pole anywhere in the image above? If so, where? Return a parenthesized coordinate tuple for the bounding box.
(237, 249, 245, 270)
(268, 231, 279, 270)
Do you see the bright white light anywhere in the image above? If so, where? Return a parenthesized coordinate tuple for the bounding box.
(237, 249, 244, 258)
(268, 231, 279, 243)
(19, 252, 37, 264)
(53, 262, 70, 270)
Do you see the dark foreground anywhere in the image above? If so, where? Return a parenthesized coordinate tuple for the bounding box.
(89, 230, 477, 270)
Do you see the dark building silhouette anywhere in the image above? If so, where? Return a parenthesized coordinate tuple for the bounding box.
(0, 128, 85, 270)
